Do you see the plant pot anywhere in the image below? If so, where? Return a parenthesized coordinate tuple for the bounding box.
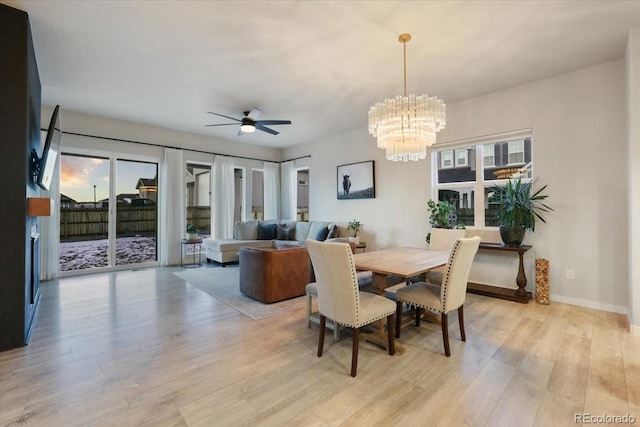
(348, 236, 360, 244)
(186, 232, 199, 242)
(499, 226, 525, 247)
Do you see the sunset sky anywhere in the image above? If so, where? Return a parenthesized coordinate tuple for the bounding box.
(60, 155, 157, 203)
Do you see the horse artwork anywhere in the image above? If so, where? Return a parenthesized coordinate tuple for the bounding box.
(337, 161, 375, 200)
(342, 174, 351, 194)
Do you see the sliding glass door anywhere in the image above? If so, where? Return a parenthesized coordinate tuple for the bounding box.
(59, 154, 110, 271)
(115, 159, 158, 266)
(59, 153, 159, 273)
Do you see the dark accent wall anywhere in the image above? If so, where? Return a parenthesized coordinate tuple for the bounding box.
(0, 4, 42, 350)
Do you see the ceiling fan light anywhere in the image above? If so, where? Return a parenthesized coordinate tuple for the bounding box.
(240, 124, 255, 133)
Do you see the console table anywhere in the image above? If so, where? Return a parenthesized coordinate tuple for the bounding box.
(467, 242, 532, 304)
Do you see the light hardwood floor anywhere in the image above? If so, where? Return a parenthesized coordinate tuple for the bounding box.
(1, 266, 638, 426)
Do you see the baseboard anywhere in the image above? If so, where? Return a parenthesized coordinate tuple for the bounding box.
(631, 323, 640, 336)
(550, 293, 628, 315)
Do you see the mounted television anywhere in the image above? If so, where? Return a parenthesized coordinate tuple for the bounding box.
(37, 105, 61, 191)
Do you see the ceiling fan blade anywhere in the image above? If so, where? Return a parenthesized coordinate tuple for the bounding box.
(255, 123, 279, 135)
(256, 120, 291, 126)
(207, 112, 241, 122)
(205, 123, 238, 127)
(246, 108, 261, 121)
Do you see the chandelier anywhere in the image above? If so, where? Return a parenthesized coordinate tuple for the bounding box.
(368, 33, 446, 161)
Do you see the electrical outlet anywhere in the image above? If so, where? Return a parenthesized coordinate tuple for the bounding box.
(566, 269, 575, 280)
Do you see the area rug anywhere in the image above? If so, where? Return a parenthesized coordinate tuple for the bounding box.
(173, 266, 306, 320)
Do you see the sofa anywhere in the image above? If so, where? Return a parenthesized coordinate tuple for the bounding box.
(239, 246, 311, 303)
(203, 220, 351, 266)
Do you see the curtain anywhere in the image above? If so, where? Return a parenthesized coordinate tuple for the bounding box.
(280, 160, 297, 220)
(213, 155, 235, 238)
(159, 147, 185, 266)
(263, 161, 279, 220)
(40, 152, 60, 280)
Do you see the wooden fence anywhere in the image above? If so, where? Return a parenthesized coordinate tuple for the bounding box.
(61, 207, 157, 242)
(186, 206, 211, 235)
(60, 206, 213, 242)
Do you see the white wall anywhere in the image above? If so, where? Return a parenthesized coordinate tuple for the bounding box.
(284, 127, 430, 251)
(627, 28, 640, 333)
(284, 59, 629, 314)
(42, 106, 282, 163)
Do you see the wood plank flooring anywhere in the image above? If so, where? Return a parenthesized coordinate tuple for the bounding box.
(1, 266, 639, 426)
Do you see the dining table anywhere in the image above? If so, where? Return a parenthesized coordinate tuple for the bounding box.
(353, 247, 450, 353)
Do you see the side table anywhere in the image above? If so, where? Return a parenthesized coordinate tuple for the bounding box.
(354, 242, 367, 253)
(181, 239, 203, 268)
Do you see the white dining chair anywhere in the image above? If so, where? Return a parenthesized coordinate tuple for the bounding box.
(306, 240, 396, 377)
(395, 236, 480, 357)
(426, 228, 467, 285)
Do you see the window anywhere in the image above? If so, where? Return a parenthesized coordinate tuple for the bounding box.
(186, 163, 211, 236)
(508, 139, 525, 164)
(441, 150, 453, 169)
(297, 169, 309, 221)
(455, 149, 468, 167)
(483, 144, 495, 167)
(433, 133, 532, 227)
(252, 169, 264, 220)
(234, 168, 244, 222)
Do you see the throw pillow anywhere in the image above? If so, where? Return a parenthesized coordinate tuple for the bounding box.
(276, 224, 295, 240)
(235, 220, 259, 240)
(315, 226, 329, 241)
(257, 223, 277, 240)
(327, 224, 340, 239)
(307, 221, 329, 241)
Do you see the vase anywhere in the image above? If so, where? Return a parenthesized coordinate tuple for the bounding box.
(499, 226, 526, 246)
(535, 258, 550, 304)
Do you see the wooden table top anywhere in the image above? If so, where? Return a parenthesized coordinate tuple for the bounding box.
(353, 247, 449, 278)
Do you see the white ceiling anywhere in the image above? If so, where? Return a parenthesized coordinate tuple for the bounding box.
(5, 0, 640, 149)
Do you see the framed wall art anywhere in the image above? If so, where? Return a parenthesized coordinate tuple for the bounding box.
(337, 160, 375, 200)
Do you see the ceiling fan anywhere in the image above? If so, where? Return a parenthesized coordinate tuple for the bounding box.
(206, 108, 292, 135)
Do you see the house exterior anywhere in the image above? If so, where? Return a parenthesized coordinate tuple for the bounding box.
(136, 177, 157, 202)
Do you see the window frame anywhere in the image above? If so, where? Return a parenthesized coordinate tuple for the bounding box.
(483, 144, 495, 168)
(455, 149, 468, 167)
(431, 130, 533, 228)
(507, 139, 525, 165)
(441, 150, 454, 169)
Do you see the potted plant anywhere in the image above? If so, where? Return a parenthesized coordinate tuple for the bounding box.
(491, 177, 553, 246)
(347, 219, 362, 243)
(426, 199, 464, 243)
(427, 199, 457, 229)
(186, 223, 199, 242)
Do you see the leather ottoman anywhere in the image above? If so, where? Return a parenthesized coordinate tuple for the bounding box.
(239, 246, 311, 303)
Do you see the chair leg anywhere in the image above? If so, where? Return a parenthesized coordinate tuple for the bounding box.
(333, 321, 340, 341)
(306, 293, 312, 328)
(351, 327, 360, 377)
(318, 315, 326, 357)
(415, 307, 421, 327)
(441, 312, 450, 357)
(458, 305, 466, 342)
(395, 301, 403, 338)
(387, 314, 395, 356)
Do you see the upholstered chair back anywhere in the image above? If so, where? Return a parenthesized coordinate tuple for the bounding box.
(440, 236, 481, 312)
(306, 240, 360, 328)
(430, 228, 467, 252)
